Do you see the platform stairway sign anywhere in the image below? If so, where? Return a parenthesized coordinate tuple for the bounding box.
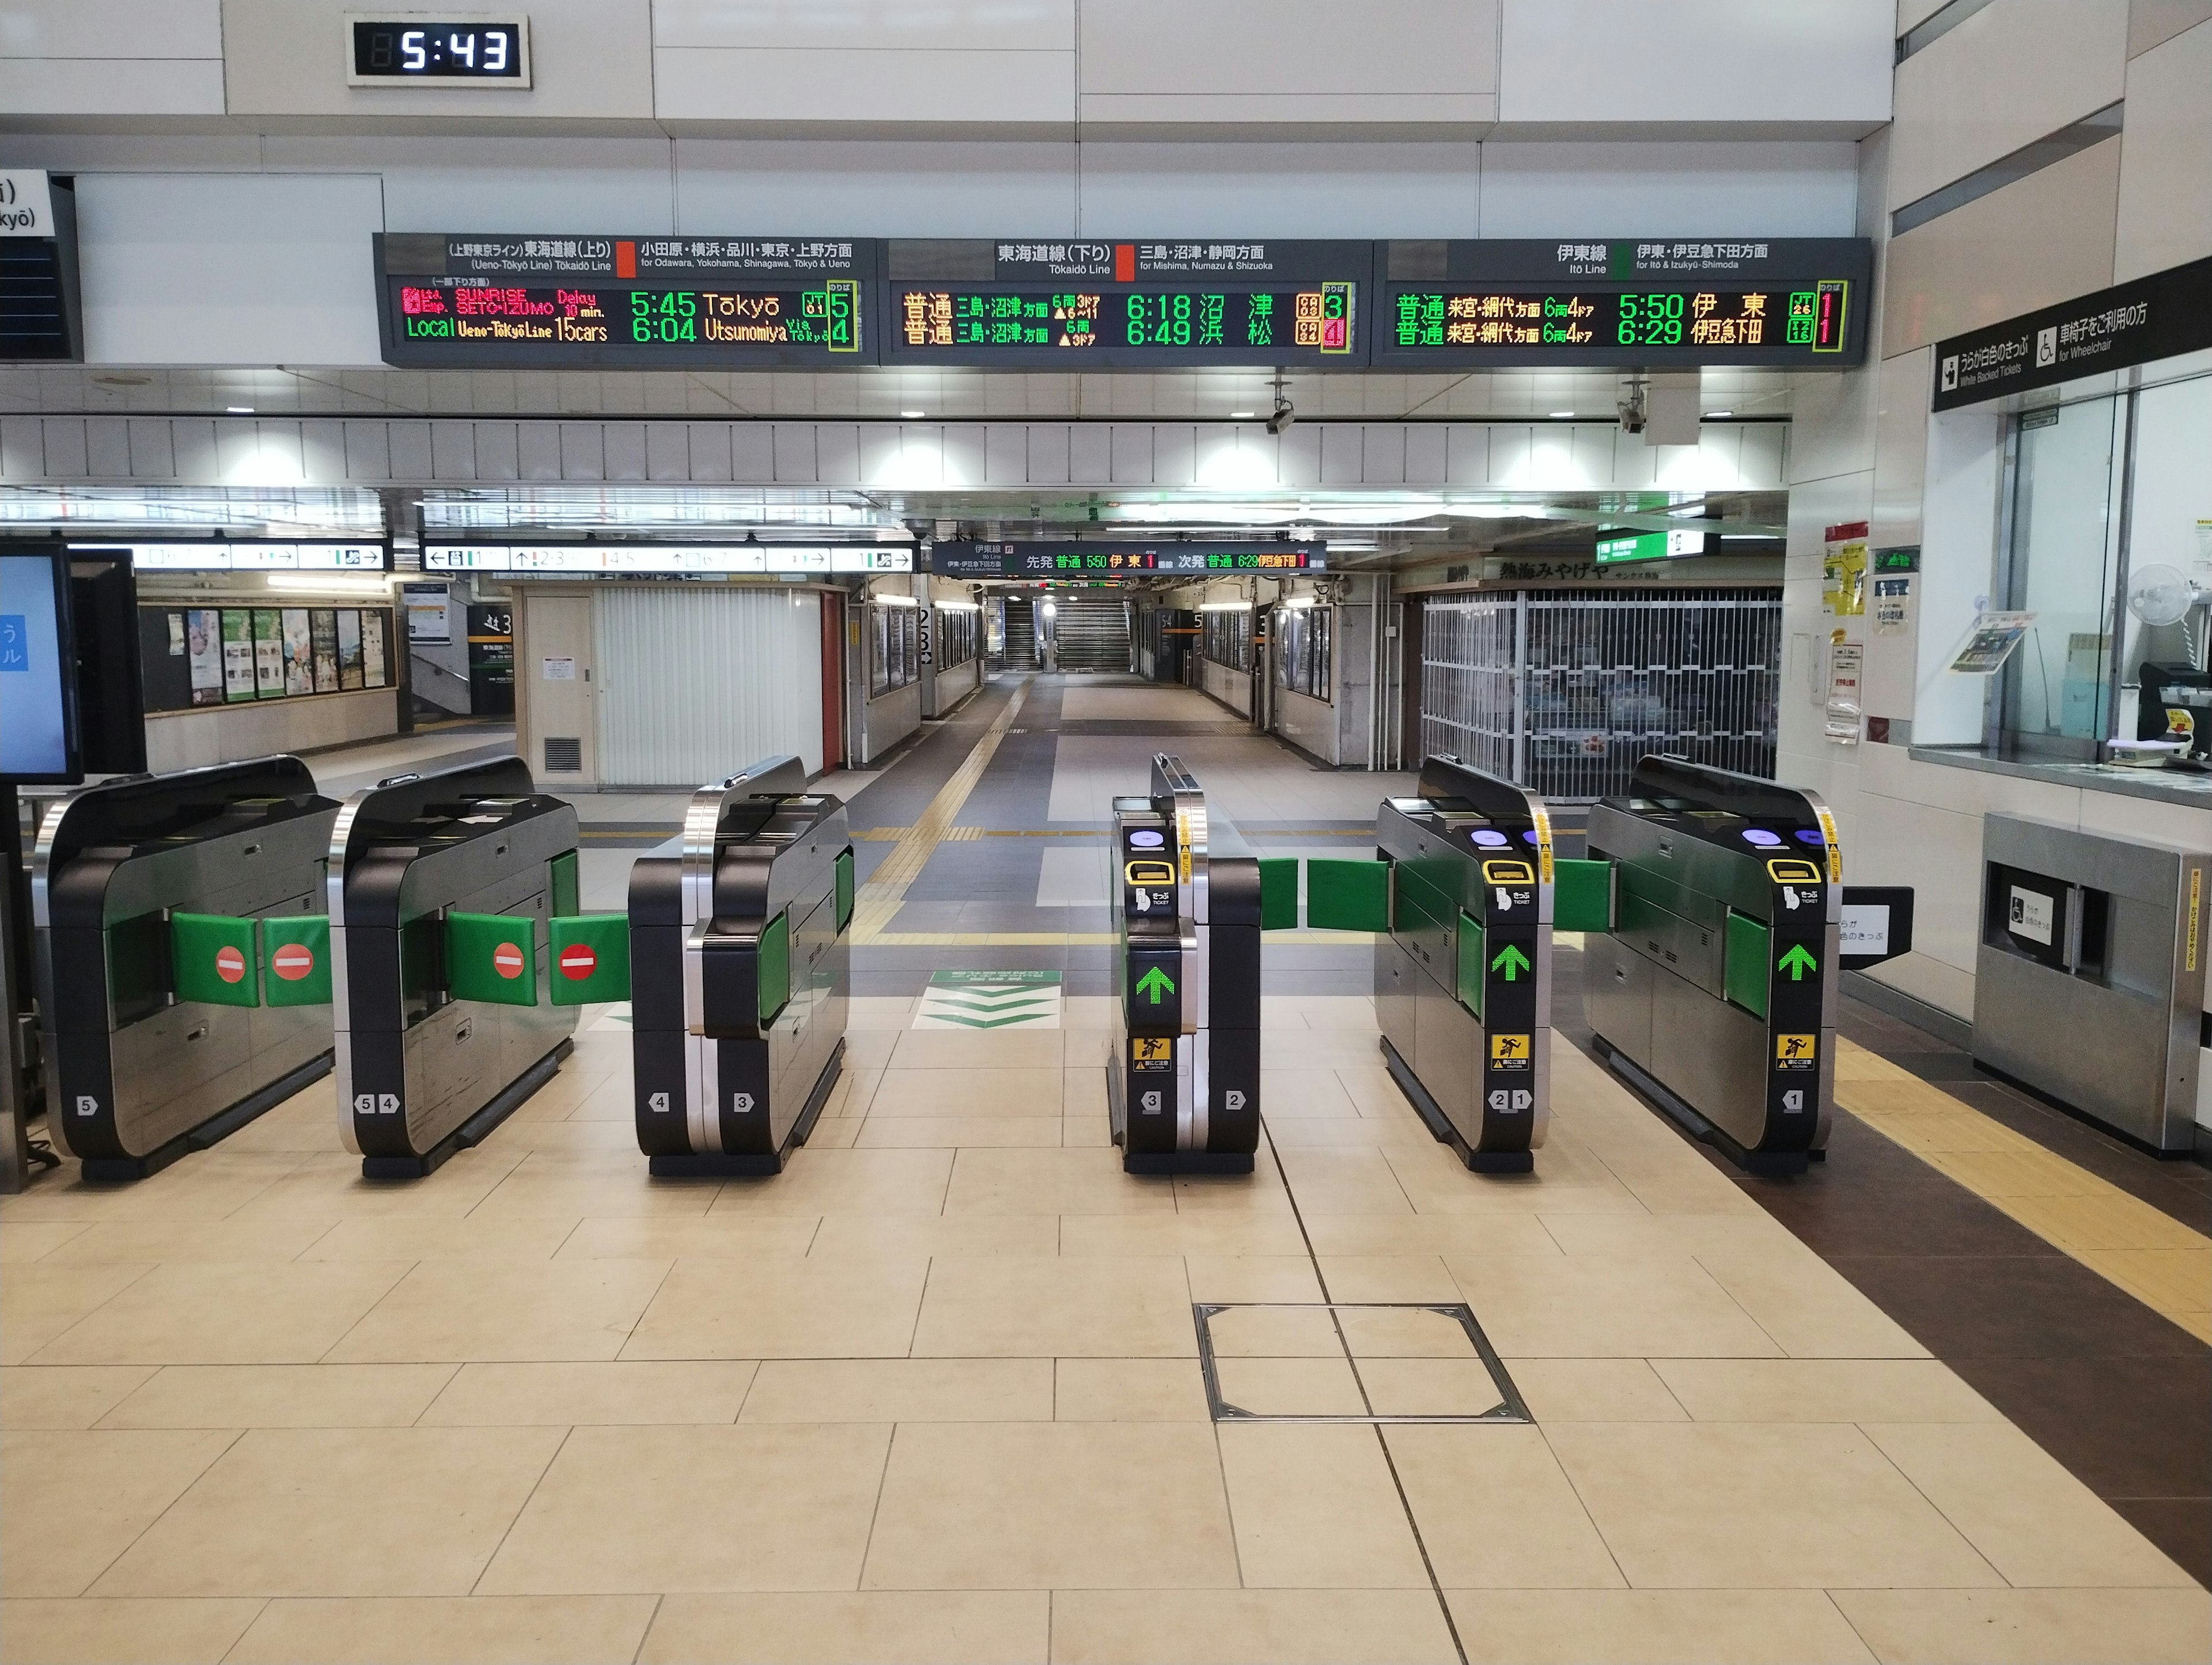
(169, 912, 335, 1008)
(446, 912, 538, 1005)
(549, 913, 631, 1006)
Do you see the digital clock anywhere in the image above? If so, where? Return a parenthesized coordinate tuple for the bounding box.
(347, 14, 530, 85)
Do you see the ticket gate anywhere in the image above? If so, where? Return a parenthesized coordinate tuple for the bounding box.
(331, 757, 578, 1177)
(1108, 756, 1262, 1174)
(628, 756, 852, 1175)
(1581, 756, 1906, 1175)
(31, 758, 340, 1180)
(1371, 756, 1555, 1173)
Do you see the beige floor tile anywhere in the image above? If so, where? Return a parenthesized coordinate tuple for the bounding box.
(1653, 1359, 2001, 1423)
(1546, 1421, 2006, 1588)
(817, 1063, 880, 1117)
(100, 1364, 457, 1428)
(862, 1422, 1239, 1589)
(1058, 1213, 1308, 1256)
(470, 1152, 721, 1219)
(1, 1428, 239, 1596)
(28, 1261, 411, 1367)
(37, 1218, 334, 1265)
(1259, 1069, 1361, 1117)
(1300, 1214, 1562, 1257)
(1316, 1255, 1464, 1302)
(2, 1154, 308, 1224)
(1340, 1064, 1423, 1119)
(553, 1215, 818, 1259)
(892, 1030, 1064, 1069)
(229, 1148, 527, 1219)
(0, 1264, 153, 1364)
(223, 1595, 660, 1664)
(495, 1116, 645, 1154)
(1358, 1357, 1514, 1417)
(92, 1425, 562, 1597)
(857, 1116, 1066, 1148)
(1536, 1210, 1796, 1257)
(1337, 1304, 1496, 1359)
(1171, 1162, 1297, 1215)
(0, 1597, 267, 1664)
(1827, 1587, 2212, 1664)
(0, 1222, 92, 1263)
(325, 1257, 672, 1363)
(639, 1591, 1048, 1664)
(295, 1214, 582, 1261)
(1259, 1031, 1391, 1069)
(1212, 1355, 1368, 1417)
(1, 1365, 157, 1429)
(479, 1424, 891, 1593)
(1062, 1113, 1115, 1147)
(1862, 1421, 2196, 1587)
(418, 1360, 756, 1425)
(945, 1148, 1174, 1215)
(1380, 1144, 1645, 1218)
(1184, 1254, 1324, 1303)
(1205, 1304, 1345, 1358)
(1502, 1357, 1688, 1422)
(624, 1254, 929, 1359)
(1264, 1116, 1437, 1150)
(1381, 1425, 1625, 1588)
(1448, 1588, 1876, 1664)
(1694, 1251, 1931, 1359)
(1271, 1147, 1415, 1215)
(913, 1255, 1196, 1357)
(1063, 1067, 1108, 1117)
(841, 1031, 896, 1070)
(861, 1068, 1063, 1117)
(809, 1214, 1056, 1257)
(741, 1358, 1053, 1422)
(804, 1115, 863, 1150)
(707, 1148, 954, 1218)
(1050, 1588, 1457, 1665)
(1442, 1253, 1783, 1358)
(1054, 1357, 1213, 1421)
(1218, 1423, 1429, 1587)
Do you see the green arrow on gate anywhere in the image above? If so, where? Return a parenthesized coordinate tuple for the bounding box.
(1134, 966, 1176, 1004)
(1490, 944, 1531, 981)
(1778, 945, 1819, 981)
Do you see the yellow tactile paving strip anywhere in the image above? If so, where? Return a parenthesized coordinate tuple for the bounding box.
(1834, 1038, 2212, 1342)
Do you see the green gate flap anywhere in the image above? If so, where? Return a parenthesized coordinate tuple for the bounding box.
(446, 912, 539, 1006)
(1725, 911, 1770, 1020)
(757, 911, 791, 1025)
(1553, 858, 1615, 934)
(1456, 911, 1487, 1019)
(549, 849, 579, 920)
(171, 912, 259, 1007)
(1307, 859, 1391, 934)
(1257, 858, 1298, 930)
(835, 847, 856, 934)
(261, 915, 332, 1007)
(549, 913, 630, 1006)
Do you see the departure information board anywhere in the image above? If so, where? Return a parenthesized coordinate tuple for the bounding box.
(930, 541, 1325, 579)
(882, 242, 1369, 369)
(1370, 240, 1870, 368)
(374, 234, 873, 368)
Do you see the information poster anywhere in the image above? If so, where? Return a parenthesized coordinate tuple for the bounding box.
(338, 610, 364, 690)
(281, 608, 313, 695)
(404, 582, 452, 644)
(1822, 520, 1868, 617)
(186, 609, 224, 706)
(362, 611, 388, 688)
(310, 609, 340, 692)
(1948, 611, 2037, 675)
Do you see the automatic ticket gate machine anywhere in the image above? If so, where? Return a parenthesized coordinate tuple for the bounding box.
(628, 756, 853, 1176)
(1582, 757, 1857, 1176)
(1108, 756, 1263, 1174)
(32, 758, 340, 1180)
(331, 757, 579, 1177)
(1372, 756, 1554, 1174)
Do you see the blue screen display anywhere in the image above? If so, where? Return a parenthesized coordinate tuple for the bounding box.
(0, 554, 72, 779)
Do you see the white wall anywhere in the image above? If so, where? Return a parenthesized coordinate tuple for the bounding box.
(2112, 18, 2212, 282)
(0, 0, 224, 116)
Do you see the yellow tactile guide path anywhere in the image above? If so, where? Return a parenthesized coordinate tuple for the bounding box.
(2, 999, 2206, 1664)
(1835, 1038, 2212, 1344)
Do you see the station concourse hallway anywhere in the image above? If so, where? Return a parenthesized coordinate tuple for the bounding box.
(3, 674, 2206, 1665)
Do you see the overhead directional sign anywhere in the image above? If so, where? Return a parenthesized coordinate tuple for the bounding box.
(1932, 253, 2212, 410)
(930, 541, 1325, 579)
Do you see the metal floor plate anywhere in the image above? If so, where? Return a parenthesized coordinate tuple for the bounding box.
(1195, 1302, 1532, 1424)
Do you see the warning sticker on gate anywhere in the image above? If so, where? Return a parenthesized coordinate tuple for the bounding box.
(1488, 1032, 1532, 1071)
(1131, 1036, 1173, 1072)
(1775, 1033, 1818, 1069)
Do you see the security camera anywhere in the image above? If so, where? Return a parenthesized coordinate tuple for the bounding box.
(1616, 377, 1649, 435)
(1266, 401, 1296, 436)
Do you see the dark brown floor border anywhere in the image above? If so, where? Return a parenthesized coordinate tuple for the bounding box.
(1551, 944, 2212, 1587)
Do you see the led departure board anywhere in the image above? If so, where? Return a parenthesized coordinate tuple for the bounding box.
(374, 234, 873, 369)
(884, 242, 1369, 369)
(930, 541, 1325, 579)
(1371, 240, 1870, 368)
(0, 170, 82, 362)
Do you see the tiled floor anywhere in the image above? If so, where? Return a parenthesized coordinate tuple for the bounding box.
(3, 677, 2208, 1663)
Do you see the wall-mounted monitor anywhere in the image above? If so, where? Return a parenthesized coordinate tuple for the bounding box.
(0, 548, 80, 782)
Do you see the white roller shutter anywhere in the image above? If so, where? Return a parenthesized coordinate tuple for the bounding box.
(594, 586, 823, 786)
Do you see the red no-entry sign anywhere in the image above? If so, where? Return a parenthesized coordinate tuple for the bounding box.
(271, 942, 315, 981)
(214, 945, 247, 984)
(493, 941, 526, 979)
(559, 943, 597, 980)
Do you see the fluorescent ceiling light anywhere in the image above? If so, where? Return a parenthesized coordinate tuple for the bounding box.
(1705, 409, 1733, 418)
(900, 409, 925, 418)
(1547, 411, 1574, 418)
(1230, 411, 1256, 420)
(1199, 600, 1253, 611)
(226, 406, 255, 415)
(872, 593, 921, 607)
